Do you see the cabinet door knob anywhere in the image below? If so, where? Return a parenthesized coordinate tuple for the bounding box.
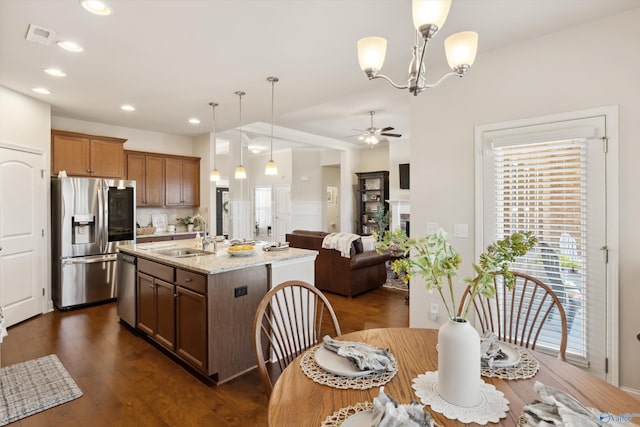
(149, 284, 154, 289)
(184, 278, 192, 283)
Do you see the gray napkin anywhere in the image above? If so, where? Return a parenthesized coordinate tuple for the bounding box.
(520, 381, 640, 427)
(370, 387, 433, 427)
(322, 335, 395, 372)
(480, 331, 508, 368)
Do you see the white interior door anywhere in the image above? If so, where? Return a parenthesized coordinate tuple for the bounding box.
(274, 185, 290, 243)
(0, 147, 46, 327)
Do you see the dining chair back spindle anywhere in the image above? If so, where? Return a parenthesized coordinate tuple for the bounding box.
(253, 280, 341, 395)
(458, 271, 568, 360)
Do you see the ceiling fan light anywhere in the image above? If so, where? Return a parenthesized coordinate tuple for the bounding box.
(412, 0, 451, 35)
(445, 31, 478, 70)
(234, 165, 247, 180)
(265, 160, 278, 176)
(210, 169, 221, 182)
(357, 37, 387, 73)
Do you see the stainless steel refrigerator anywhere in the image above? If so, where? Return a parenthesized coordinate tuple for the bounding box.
(51, 177, 136, 309)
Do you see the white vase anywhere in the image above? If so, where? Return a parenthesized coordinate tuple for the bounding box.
(437, 317, 481, 407)
(187, 224, 194, 232)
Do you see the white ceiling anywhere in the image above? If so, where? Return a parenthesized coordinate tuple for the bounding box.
(1, 0, 638, 151)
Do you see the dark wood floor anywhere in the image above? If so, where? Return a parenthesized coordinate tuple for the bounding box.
(1, 287, 409, 426)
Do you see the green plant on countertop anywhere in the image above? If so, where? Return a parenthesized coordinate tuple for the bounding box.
(377, 228, 537, 321)
(178, 216, 193, 226)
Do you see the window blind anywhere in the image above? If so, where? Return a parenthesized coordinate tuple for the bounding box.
(491, 138, 588, 359)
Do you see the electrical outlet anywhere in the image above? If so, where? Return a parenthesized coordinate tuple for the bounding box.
(430, 303, 439, 321)
(234, 285, 248, 298)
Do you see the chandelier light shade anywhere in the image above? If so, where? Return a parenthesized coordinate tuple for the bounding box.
(209, 102, 221, 182)
(412, 0, 451, 36)
(444, 31, 478, 71)
(265, 76, 279, 176)
(357, 37, 387, 74)
(234, 91, 247, 180)
(357, 0, 478, 96)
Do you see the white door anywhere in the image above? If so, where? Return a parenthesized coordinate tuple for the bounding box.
(0, 147, 46, 327)
(479, 113, 610, 379)
(274, 185, 290, 243)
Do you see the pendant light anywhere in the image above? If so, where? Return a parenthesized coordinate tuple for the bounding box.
(234, 91, 247, 180)
(265, 77, 279, 175)
(209, 102, 221, 182)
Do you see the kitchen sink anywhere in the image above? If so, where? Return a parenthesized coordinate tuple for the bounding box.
(153, 248, 212, 258)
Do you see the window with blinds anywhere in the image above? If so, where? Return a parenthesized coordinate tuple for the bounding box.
(491, 138, 588, 358)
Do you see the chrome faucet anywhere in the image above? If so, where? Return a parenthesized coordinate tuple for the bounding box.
(193, 214, 214, 251)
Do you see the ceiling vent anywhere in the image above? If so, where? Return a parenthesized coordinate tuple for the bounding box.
(25, 24, 56, 46)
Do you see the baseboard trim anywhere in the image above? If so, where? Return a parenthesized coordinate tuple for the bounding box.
(620, 386, 640, 400)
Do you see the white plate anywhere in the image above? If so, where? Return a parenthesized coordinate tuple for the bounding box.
(314, 347, 373, 377)
(492, 342, 521, 368)
(341, 410, 372, 427)
(227, 248, 256, 257)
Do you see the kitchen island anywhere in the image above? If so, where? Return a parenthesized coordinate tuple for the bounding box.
(118, 240, 317, 383)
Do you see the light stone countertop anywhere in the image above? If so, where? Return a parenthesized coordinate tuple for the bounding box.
(118, 239, 317, 275)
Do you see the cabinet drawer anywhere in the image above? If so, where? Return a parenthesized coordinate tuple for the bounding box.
(176, 269, 206, 294)
(138, 258, 175, 283)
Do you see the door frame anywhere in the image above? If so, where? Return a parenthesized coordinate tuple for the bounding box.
(0, 141, 49, 322)
(473, 105, 619, 385)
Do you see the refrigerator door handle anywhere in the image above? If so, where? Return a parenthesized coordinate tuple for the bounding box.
(101, 181, 109, 254)
(63, 254, 118, 265)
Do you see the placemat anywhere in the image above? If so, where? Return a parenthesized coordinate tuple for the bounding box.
(300, 345, 398, 390)
(321, 401, 373, 426)
(482, 347, 539, 380)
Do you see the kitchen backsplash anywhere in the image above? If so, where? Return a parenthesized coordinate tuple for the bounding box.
(137, 207, 197, 229)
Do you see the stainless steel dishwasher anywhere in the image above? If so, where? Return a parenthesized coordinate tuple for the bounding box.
(116, 252, 137, 327)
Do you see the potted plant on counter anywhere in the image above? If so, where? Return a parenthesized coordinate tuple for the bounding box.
(178, 216, 194, 232)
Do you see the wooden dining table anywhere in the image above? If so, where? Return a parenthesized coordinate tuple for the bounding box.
(268, 328, 640, 426)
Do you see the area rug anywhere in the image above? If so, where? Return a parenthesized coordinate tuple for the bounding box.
(0, 354, 83, 426)
(383, 263, 409, 292)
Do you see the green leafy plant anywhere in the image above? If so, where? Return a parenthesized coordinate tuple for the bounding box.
(370, 202, 389, 239)
(178, 216, 193, 226)
(377, 228, 537, 320)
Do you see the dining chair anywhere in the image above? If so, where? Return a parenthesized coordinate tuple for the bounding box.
(253, 280, 342, 395)
(458, 271, 568, 360)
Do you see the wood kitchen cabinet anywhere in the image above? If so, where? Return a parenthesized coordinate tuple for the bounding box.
(137, 261, 176, 351)
(52, 129, 126, 178)
(125, 151, 165, 207)
(175, 278, 207, 371)
(165, 157, 200, 207)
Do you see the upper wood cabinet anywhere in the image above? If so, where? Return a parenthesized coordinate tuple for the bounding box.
(125, 151, 165, 207)
(125, 150, 199, 207)
(51, 130, 126, 178)
(165, 157, 200, 207)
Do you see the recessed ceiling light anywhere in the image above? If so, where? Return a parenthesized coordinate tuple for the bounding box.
(188, 118, 201, 124)
(121, 104, 135, 112)
(43, 68, 66, 77)
(57, 40, 84, 52)
(32, 87, 51, 95)
(80, 0, 113, 16)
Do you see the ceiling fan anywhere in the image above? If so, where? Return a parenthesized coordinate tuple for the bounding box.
(353, 111, 402, 147)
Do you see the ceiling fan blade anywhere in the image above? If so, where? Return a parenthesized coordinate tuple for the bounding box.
(380, 126, 394, 132)
(380, 132, 402, 138)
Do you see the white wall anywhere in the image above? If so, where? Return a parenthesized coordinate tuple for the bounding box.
(354, 144, 389, 173)
(409, 8, 640, 392)
(51, 116, 193, 156)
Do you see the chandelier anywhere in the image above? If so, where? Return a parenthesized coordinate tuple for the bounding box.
(357, 0, 478, 96)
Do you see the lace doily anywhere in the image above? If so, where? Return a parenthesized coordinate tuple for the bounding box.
(300, 346, 398, 390)
(412, 371, 509, 425)
(321, 401, 372, 426)
(482, 347, 539, 380)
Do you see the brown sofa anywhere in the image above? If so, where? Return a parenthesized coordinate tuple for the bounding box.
(285, 230, 390, 297)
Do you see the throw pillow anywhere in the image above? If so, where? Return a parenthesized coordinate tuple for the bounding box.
(361, 235, 376, 252)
